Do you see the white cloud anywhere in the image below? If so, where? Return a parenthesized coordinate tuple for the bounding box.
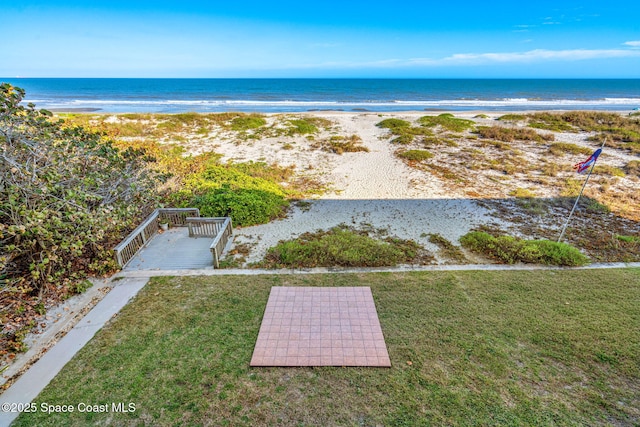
(404, 48, 640, 66)
(293, 48, 640, 71)
(624, 41, 640, 48)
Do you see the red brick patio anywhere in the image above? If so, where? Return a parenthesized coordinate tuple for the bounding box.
(250, 287, 391, 367)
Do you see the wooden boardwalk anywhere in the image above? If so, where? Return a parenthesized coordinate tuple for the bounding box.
(124, 228, 216, 270)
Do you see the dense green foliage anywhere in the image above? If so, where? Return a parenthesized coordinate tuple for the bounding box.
(262, 226, 429, 268)
(193, 185, 288, 226)
(0, 84, 160, 356)
(173, 162, 292, 227)
(460, 231, 590, 266)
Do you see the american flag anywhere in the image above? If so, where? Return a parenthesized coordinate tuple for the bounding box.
(573, 148, 602, 174)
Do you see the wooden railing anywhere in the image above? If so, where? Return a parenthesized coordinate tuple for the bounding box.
(186, 217, 233, 268)
(113, 208, 200, 268)
(158, 208, 200, 226)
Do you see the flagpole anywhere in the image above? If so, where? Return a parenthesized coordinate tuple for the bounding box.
(557, 138, 607, 243)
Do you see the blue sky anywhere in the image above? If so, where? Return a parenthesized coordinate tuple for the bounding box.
(2, 0, 640, 78)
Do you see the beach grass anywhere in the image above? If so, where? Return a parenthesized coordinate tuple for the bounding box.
(460, 231, 590, 266)
(259, 225, 432, 268)
(14, 269, 640, 426)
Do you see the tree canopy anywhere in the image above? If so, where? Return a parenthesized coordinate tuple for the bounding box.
(1, 84, 160, 357)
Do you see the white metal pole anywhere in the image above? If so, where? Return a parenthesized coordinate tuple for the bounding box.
(557, 138, 607, 243)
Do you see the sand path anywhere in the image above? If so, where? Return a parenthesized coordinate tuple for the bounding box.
(233, 113, 491, 264)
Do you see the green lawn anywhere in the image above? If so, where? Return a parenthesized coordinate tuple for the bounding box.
(15, 269, 640, 426)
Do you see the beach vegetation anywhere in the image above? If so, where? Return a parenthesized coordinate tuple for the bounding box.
(376, 118, 411, 130)
(594, 164, 626, 177)
(473, 113, 489, 119)
(497, 114, 527, 122)
(625, 160, 640, 176)
(15, 269, 640, 426)
(391, 134, 414, 145)
(460, 231, 589, 266)
(548, 142, 593, 156)
(286, 119, 318, 135)
(509, 187, 536, 198)
(476, 125, 555, 142)
(422, 135, 458, 147)
(261, 225, 432, 268)
(230, 114, 267, 131)
(0, 84, 161, 361)
(192, 185, 288, 227)
(616, 234, 640, 243)
(377, 118, 446, 145)
(418, 113, 475, 132)
(518, 112, 640, 153)
(397, 149, 434, 162)
(509, 188, 548, 215)
(315, 135, 369, 154)
(427, 233, 468, 263)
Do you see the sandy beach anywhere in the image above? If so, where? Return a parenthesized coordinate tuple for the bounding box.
(158, 110, 639, 265)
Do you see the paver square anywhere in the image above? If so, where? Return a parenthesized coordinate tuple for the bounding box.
(250, 287, 391, 367)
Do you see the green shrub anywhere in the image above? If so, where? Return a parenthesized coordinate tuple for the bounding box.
(263, 226, 428, 268)
(418, 114, 475, 132)
(185, 165, 287, 196)
(460, 232, 589, 266)
(287, 119, 319, 135)
(193, 186, 288, 227)
(497, 114, 526, 122)
(391, 134, 414, 145)
(376, 118, 411, 130)
(231, 115, 266, 131)
(398, 149, 434, 161)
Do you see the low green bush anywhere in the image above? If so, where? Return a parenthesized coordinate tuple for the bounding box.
(497, 114, 527, 122)
(231, 115, 266, 131)
(287, 119, 319, 135)
(460, 231, 589, 266)
(262, 226, 427, 268)
(193, 185, 288, 227)
(376, 118, 411, 130)
(398, 149, 434, 161)
(418, 114, 475, 132)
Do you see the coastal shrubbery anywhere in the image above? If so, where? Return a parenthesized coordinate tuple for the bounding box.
(418, 113, 475, 132)
(262, 225, 432, 268)
(460, 231, 590, 266)
(0, 84, 161, 357)
(193, 186, 288, 226)
(476, 126, 555, 143)
(398, 149, 434, 161)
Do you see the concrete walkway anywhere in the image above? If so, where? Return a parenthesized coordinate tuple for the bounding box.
(0, 278, 148, 427)
(1, 261, 638, 426)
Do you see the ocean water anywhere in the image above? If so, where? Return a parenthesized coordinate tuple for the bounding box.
(3, 78, 640, 113)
